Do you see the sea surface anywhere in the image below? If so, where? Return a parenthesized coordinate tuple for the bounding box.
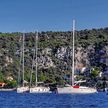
(0, 92, 108, 108)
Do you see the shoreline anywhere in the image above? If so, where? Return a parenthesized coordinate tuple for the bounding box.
(0, 88, 16, 91)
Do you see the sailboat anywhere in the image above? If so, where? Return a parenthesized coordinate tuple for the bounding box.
(29, 31, 50, 93)
(17, 33, 29, 93)
(57, 20, 97, 94)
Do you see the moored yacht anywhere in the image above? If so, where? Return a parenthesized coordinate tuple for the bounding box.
(29, 31, 51, 93)
(17, 33, 29, 93)
(30, 86, 50, 93)
(17, 86, 29, 93)
(57, 83, 97, 94)
(57, 20, 97, 94)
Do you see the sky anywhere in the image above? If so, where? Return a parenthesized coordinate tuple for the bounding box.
(0, 0, 108, 32)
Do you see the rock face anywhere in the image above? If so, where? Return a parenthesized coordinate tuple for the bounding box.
(42, 48, 52, 55)
(56, 46, 71, 60)
(5, 56, 13, 64)
(37, 55, 55, 69)
(54, 45, 108, 73)
(1, 44, 107, 75)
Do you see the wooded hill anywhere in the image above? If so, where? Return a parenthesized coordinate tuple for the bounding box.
(0, 28, 108, 87)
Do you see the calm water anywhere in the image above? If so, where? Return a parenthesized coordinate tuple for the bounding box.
(0, 92, 108, 108)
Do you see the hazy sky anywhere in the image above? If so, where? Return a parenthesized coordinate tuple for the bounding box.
(0, 0, 108, 32)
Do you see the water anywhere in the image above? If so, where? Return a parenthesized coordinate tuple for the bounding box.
(0, 92, 108, 108)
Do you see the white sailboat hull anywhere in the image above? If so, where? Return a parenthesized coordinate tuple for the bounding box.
(29, 87, 51, 93)
(17, 87, 29, 93)
(57, 86, 97, 94)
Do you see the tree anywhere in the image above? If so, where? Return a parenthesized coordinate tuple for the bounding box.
(5, 80, 17, 88)
(90, 67, 100, 79)
(0, 72, 4, 82)
(0, 68, 4, 82)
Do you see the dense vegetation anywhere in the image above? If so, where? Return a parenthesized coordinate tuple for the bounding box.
(0, 28, 108, 88)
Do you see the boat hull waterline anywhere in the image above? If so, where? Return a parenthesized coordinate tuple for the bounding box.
(57, 86, 97, 94)
(17, 87, 29, 93)
(29, 87, 51, 93)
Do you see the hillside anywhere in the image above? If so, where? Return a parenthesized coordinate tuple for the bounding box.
(0, 28, 108, 87)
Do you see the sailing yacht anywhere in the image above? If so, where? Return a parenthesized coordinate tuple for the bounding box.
(57, 20, 97, 94)
(29, 31, 50, 93)
(17, 33, 29, 93)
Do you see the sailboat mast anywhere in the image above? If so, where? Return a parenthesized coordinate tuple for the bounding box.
(72, 20, 75, 86)
(18, 35, 22, 87)
(30, 49, 35, 87)
(22, 33, 25, 87)
(35, 31, 38, 86)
